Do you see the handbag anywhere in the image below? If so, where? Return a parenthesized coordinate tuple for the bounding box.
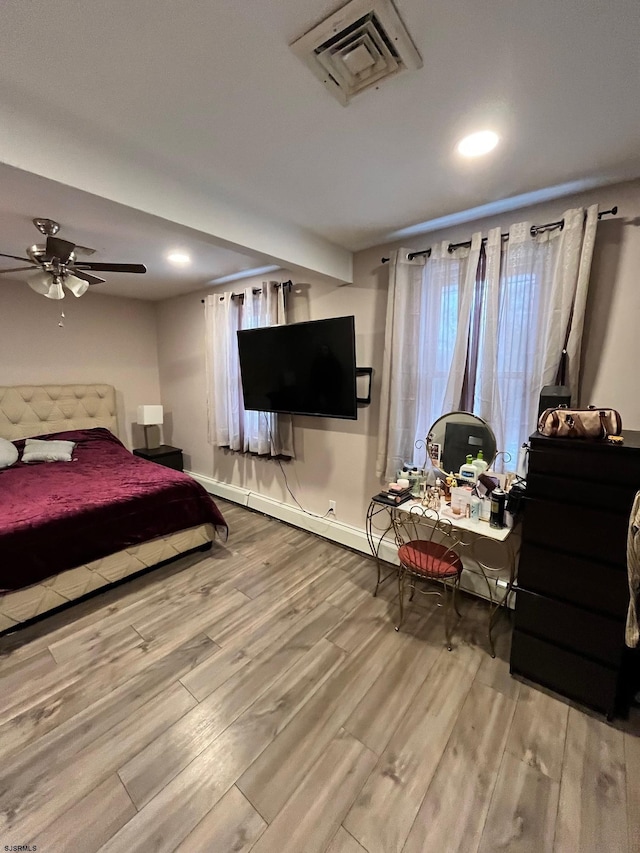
(538, 405, 622, 439)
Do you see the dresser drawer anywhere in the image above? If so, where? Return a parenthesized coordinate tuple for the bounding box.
(528, 441, 640, 488)
(518, 542, 629, 619)
(523, 498, 628, 566)
(527, 472, 637, 515)
(510, 630, 619, 717)
(514, 589, 624, 667)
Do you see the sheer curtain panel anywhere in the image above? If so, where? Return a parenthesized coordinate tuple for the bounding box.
(375, 249, 425, 479)
(377, 206, 599, 480)
(205, 282, 294, 457)
(241, 284, 294, 456)
(483, 205, 599, 464)
(411, 236, 483, 461)
(205, 292, 241, 450)
(375, 239, 482, 481)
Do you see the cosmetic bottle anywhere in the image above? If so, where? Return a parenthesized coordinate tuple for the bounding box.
(459, 455, 477, 483)
(480, 496, 491, 521)
(470, 495, 481, 522)
(410, 467, 423, 497)
(472, 451, 488, 477)
(490, 488, 506, 529)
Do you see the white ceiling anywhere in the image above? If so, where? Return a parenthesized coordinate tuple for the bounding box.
(0, 0, 639, 280)
(0, 164, 270, 300)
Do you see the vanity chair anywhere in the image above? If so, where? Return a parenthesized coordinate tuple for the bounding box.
(392, 505, 464, 650)
(368, 410, 515, 655)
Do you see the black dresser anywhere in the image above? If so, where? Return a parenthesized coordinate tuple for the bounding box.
(510, 430, 640, 718)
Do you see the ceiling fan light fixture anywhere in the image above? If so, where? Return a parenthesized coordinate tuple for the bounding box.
(3, 218, 148, 298)
(64, 273, 89, 297)
(27, 270, 54, 296)
(44, 277, 65, 300)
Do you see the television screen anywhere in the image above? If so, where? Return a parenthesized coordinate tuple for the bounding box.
(237, 316, 357, 419)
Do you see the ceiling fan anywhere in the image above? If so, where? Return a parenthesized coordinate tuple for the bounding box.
(0, 218, 147, 299)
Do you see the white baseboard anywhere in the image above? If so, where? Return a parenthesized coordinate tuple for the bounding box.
(187, 470, 514, 606)
(187, 470, 371, 554)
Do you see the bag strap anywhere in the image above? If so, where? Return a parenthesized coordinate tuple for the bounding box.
(599, 410, 608, 439)
(565, 412, 587, 437)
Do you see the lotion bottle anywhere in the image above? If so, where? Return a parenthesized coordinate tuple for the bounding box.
(459, 455, 477, 483)
(470, 495, 481, 521)
(472, 451, 488, 477)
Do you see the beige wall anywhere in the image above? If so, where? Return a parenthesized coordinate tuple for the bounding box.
(359, 178, 640, 427)
(158, 178, 640, 530)
(0, 281, 161, 447)
(156, 272, 384, 528)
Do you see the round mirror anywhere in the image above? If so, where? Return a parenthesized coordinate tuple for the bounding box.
(427, 411, 497, 477)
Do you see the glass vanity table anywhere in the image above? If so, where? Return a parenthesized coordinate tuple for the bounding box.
(366, 412, 519, 657)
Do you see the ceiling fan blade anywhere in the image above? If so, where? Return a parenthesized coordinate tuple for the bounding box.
(73, 245, 97, 256)
(0, 266, 36, 274)
(0, 252, 33, 263)
(69, 268, 106, 286)
(73, 262, 147, 274)
(46, 235, 75, 263)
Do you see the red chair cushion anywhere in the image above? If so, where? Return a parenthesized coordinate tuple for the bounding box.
(398, 539, 463, 578)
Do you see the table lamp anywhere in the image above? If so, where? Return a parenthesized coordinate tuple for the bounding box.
(137, 405, 164, 449)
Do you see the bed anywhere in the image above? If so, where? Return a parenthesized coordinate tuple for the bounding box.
(0, 383, 227, 633)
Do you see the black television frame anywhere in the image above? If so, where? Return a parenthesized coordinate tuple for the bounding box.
(237, 315, 358, 420)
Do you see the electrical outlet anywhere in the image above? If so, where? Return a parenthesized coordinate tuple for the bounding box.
(328, 500, 336, 514)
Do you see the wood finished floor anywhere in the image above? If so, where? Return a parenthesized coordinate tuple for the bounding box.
(1, 498, 638, 853)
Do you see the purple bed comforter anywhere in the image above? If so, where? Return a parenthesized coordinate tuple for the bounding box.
(0, 428, 227, 591)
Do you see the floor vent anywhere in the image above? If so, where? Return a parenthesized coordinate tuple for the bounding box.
(291, 0, 422, 105)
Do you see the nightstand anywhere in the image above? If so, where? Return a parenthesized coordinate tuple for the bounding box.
(133, 445, 183, 472)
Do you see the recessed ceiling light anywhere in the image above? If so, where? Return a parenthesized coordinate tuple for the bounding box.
(457, 130, 499, 158)
(167, 251, 191, 265)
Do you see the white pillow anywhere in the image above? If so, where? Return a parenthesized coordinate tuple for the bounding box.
(22, 438, 76, 463)
(0, 437, 19, 469)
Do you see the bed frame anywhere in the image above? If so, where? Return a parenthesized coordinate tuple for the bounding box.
(0, 384, 215, 632)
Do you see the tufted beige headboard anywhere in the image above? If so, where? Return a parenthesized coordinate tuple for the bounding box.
(0, 384, 118, 441)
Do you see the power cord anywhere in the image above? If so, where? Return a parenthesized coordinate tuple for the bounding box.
(262, 412, 334, 520)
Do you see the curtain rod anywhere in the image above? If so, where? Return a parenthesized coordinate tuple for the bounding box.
(380, 206, 618, 264)
(200, 279, 293, 304)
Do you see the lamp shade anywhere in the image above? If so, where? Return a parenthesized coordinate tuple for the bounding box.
(64, 273, 89, 298)
(137, 404, 164, 425)
(27, 272, 65, 299)
(45, 278, 65, 300)
(28, 271, 56, 296)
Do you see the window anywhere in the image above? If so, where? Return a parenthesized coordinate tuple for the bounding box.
(377, 208, 598, 482)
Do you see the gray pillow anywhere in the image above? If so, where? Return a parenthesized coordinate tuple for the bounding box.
(22, 438, 76, 463)
(0, 437, 19, 469)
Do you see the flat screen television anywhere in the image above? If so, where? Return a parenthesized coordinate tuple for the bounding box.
(237, 316, 357, 419)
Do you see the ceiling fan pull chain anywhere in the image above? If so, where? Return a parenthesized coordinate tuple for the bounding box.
(58, 309, 65, 329)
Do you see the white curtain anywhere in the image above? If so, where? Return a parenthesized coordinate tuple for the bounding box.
(562, 205, 599, 400)
(375, 238, 481, 481)
(410, 237, 482, 465)
(441, 233, 483, 414)
(472, 227, 503, 453)
(377, 207, 599, 480)
(205, 292, 241, 450)
(473, 205, 599, 467)
(205, 282, 294, 457)
(375, 249, 425, 479)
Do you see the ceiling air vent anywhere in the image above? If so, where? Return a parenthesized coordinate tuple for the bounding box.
(291, 0, 422, 105)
